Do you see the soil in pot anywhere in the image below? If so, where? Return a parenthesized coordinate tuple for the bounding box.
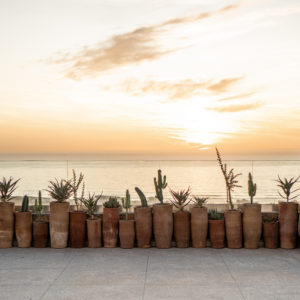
(0, 202, 15, 248)
(70, 211, 86, 248)
(103, 207, 120, 248)
(15, 211, 32, 248)
(191, 206, 208, 248)
(209, 220, 225, 249)
(119, 220, 135, 249)
(243, 203, 262, 249)
(134, 206, 152, 248)
(50, 201, 70, 249)
(263, 221, 278, 249)
(87, 218, 102, 248)
(33, 221, 49, 248)
(174, 210, 190, 248)
(153, 204, 173, 249)
(279, 202, 298, 249)
(225, 210, 242, 249)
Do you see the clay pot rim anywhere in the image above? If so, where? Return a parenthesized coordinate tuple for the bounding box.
(134, 206, 152, 209)
(15, 211, 32, 214)
(33, 220, 48, 224)
(50, 201, 69, 204)
(70, 211, 87, 214)
(87, 217, 100, 221)
(263, 220, 278, 224)
(209, 219, 224, 223)
(191, 205, 207, 209)
(103, 207, 121, 210)
(174, 210, 190, 214)
(0, 201, 15, 206)
(225, 209, 241, 213)
(278, 201, 298, 205)
(153, 203, 173, 206)
(243, 203, 261, 206)
(120, 219, 135, 223)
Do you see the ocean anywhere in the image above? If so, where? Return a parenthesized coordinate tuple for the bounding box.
(1, 159, 300, 205)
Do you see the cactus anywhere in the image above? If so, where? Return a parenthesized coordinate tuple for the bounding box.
(209, 209, 223, 220)
(121, 189, 131, 220)
(103, 196, 120, 208)
(34, 190, 43, 221)
(135, 187, 148, 207)
(21, 195, 29, 212)
(154, 169, 167, 204)
(248, 172, 257, 204)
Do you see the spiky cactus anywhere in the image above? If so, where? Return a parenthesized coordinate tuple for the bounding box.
(248, 172, 257, 204)
(121, 189, 131, 220)
(135, 187, 148, 207)
(154, 169, 167, 204)
(103, 196, 120, 208)
(34, 190, 43, 222)
(21, 195, 29, 212)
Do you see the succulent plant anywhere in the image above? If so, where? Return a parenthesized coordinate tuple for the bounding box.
(34, 190, 43, 222)
(121, 189, 131, 220)
(169, 187, 191, 211)
(135, 187, 148, 207)
(276, 175, 300, 202)
(248, 172, 257, 204)
(0, 177, 20, 202)
(70, 169, 85, 211)
(46, 178, 72, 203)
(154, 169, 167, 204)
(209, 209, 224, 220)
(193, 196, 208, 208)
(21, 195, 29, 212)
(216, 148, 242, 210)
(263, 215, 278, 223)
(103, 196, 120, 208)
(81, 192, 102, 220)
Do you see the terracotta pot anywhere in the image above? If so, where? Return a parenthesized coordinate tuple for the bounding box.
(0, 202, 15, 248)
(243, 204, 262, 249)
(298, 213, 300, 238)
(15, 211, 32, 248)
(87, 218, 102, 248)
(119, 220, 135, 249)
(33, 221, 49, 248)
(191, 206, 208, 248)
(209, 220, 225, 248)
(153, 204, 173, 249)
(134, 206, 152, 248)
(263, 221, 278, 249)
(279, 202, 298, 249)
(70, 211, 86, 248)
(50, 201, 70, 248)
(174, 211, 190, 248)
(225, 210, 242, 249)
(103, 207, 120, 248)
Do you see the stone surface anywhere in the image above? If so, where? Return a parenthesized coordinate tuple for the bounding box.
(0, 248, 300, 300)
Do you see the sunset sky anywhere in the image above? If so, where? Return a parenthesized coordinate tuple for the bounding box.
(1, 0, 300, 158)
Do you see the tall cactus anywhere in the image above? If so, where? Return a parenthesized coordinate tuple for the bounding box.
(248, 172, 257, 204)
(154, 169, 167, 204)
(34, 190, 43, 221)
(135, 187, 148, 207)
(21, 195, 29, 212)
(121, 189, 131, 220)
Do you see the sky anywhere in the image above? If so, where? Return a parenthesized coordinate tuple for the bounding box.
(0, 0, 300, 159)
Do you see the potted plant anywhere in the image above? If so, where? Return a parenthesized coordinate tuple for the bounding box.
(263, 215, 278, 249)
(69, 170, 86, 248)
(169, 187, 191, 248)
(191, 196, 208, 248)
(208, 209, 225, 249)
(33, 191, 48, 248)
(134, 187, 152, 248)
(120, 190, 135, 249)
(15, 195, 32, 248)
(216, 148, 242, 249)
(47, 178, 72, 248)
(243, 173, 262, 249)
(276, 175, 299, 249)
(103, 196, 120, 248)
(153, 169, 173, 249)
(0, 177, 20, 248)
(81, 192, 102, 248)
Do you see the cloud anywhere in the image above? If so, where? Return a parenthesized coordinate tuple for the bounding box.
(207, 102, 263, 113)
(50, 4, 240, 79)
(208, 76, 244, 93)
(218, 92, 256, 102)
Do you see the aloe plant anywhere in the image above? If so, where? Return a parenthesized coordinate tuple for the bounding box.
(81, 192, 102, 220)
(121, 189, 131, 220)
(135, 187, 148, 207)
(275, 175, 300, 202)
(169, 187, 191, 211)
(216, 148, 242, 210)
(34, 191, 43, 222)
(154, 169, 167, 204)
(103, 196, 120, 208)
(69, 169, 85, 211)
(46, 179, 72, 203)
(193, 196, 208, 208)
(0, 177, 20, 202)
(248, 172, 257, 204)
(21, 195, 29, 212)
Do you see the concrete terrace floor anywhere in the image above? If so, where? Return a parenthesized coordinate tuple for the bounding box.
(1, 248, 300, 300)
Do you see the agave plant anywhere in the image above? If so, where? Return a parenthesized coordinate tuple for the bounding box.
(69, 169, 85, 210)
(0, 177, 20, 202)
(46, 179, 72, 203)
(216, 148, 242, 210)
(169, 187, 191, 211)
(81, 192, 102, 219)
(193, 196, 208, 208)
(275, 175, 300, 202)
(103, 196, 120, 208)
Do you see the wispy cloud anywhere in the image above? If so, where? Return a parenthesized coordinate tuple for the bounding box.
(207, 102, 263, 113)
(218, 92, 256, 101)
(208, 76, 244, 93)
(50, 4, 240, 79)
